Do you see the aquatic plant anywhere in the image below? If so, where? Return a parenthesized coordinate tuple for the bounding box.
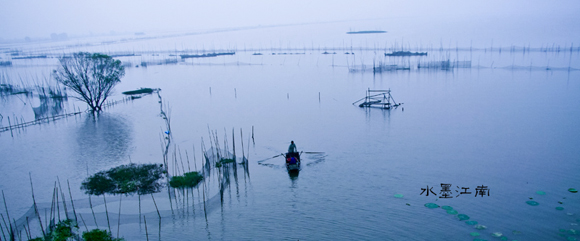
(446, 209, 458, 215)
(81, 163, 165, 195)
(526, 200, 540, 206)
(457, 214, 470, 221)
(424, 203, 439, 209)
(215, 157, 235, 168)
(29, 219, 79, 241)
(82, 229, 125, 241)
(169, 171, 203, 189)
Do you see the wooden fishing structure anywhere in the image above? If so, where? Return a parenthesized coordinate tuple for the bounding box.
(353, 89, 403, 109)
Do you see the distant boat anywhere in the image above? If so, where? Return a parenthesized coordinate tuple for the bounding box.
(385, 51, 427, 57)
(346, 30, 387, 34)
(122, 88, 156, 95)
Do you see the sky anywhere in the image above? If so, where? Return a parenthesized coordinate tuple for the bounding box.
(1, 0, 579, 44)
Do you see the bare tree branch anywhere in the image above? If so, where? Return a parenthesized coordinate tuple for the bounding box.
(53, 52, 124, 112)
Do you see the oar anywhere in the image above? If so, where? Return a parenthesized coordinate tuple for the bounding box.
(304, 152, 325, 154)
(257, 154, 284, 164)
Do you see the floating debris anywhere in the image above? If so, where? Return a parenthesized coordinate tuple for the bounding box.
(424, 203, 440, 209)
(560, 201, 565, 204)
(394, 194, 404, 198)
(470, 232, 481, 237)
(512, 230, 522, 235)
(466, 221, 478, 225)
(406, 203, 411, 206)
(457, 214, 470, 221)
(536, 191, 546, 195)
(526, 200, 540, 206)
(557, 207, 565, 211)
(491, 232, 503, 238)
(568, 229, 578, 235)
(569, 188, 578, 193)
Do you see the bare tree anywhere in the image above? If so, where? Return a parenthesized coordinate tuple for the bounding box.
(53, 52, 125, 112)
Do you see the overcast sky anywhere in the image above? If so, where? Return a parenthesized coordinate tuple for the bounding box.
(1, 0, 579, 41)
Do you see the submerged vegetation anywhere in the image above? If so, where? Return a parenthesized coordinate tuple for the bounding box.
(81, 163, 165, 195)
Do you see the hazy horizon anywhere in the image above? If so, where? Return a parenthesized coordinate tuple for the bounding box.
(1, 0, 580, 46)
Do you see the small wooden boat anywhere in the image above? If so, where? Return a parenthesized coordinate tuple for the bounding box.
(283, 152, 301, 172)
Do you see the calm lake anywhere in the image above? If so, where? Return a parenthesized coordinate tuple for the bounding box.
(1, 23, 580, 240)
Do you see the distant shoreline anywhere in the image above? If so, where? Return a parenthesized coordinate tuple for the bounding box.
(346, 30, 387, 34)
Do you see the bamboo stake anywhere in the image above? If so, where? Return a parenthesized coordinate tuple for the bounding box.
(185, 150, 191, 172)
(0, 214, 10, 241)
(56, 185, 60, 222)
(117, 195, 122, 239)
(88, 195, 98, 229)
(78, 213, 88, 232)
(57, 177, 69, 220)
(23, 219, 30, 241)
(0, 220, 6, 241)
(150, 194, 160, 219)
(28, 173, 45, 237)
(49, 185, 55, 229)
(103, 194, 111, 232)
(178, 147, 185, 174)
(12, 219, 18, 241)
(240, 129, 245, 163)
(1, 191, 14, 240)
(66, 180, 78, 224)
(144, 216, 149, 241)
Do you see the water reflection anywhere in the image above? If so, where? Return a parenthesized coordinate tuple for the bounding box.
(32, 97, 65, 119)
(75, 113, 132, 171)
(288, 171, 299, 184)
